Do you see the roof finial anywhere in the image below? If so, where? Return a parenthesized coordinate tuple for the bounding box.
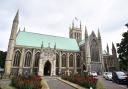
(23, 27, 25, 31)
(41, 41, 43, 48)
(54, 43, 56, 49)
(48, 42, 50, 48)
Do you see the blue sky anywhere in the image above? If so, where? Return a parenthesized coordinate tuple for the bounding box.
(0, 0, 128, 53)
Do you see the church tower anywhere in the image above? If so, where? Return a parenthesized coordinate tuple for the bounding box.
(5, 11, 19, 75)
(69, 19, 82, 43)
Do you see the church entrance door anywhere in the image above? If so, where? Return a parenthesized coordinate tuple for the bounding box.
(44, 61, 51, 76)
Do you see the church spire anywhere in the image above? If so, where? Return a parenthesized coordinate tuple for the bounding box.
(13, 10, 19, 23)
(85, 25, 88, 39)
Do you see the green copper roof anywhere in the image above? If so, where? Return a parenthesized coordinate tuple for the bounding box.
(16, 31, 79, 51)
(79, 40, 85, 45)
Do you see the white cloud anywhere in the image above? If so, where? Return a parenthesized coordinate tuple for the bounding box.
(0, 0, 128, 51)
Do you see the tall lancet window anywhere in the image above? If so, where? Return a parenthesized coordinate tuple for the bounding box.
(34, 52, 40, 67)
(56, 54, 59, 67)
(90, 39, 99, 62)
(24, 51, 32, 67)
(76, 55, 80, 67)
(13, 50, 21, 67)
(62, 54, 66, 67)
(69, 54, 73, 67)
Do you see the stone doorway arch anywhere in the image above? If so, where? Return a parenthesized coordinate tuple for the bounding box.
(44, 61, 51, 76)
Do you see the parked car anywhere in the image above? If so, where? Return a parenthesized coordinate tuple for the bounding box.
(89, 71, 98, 77)
(126, 76, 128, 87)
(105, 72, 112, 80)
(103, 72, 108, 78)
(112, 71, 127, 84)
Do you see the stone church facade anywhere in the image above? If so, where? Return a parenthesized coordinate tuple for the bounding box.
(103, 43, 119, 72)
(4, 11, 104, 76)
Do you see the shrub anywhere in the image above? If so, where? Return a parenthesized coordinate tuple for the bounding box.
(62, 74, 98, 89)
(11, 75, 42, 89)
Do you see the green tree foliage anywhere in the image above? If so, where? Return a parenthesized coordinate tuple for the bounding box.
(117, 24, 128, 70)
(0, 50, 7, 68)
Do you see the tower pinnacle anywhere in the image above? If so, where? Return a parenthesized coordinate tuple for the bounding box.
(72, 20, 74, 29)
(98, 28, 101, 39)
(107, 43, 109, 54)
(85, 25, 88, 39)
(112, 42, 116, 51)
(80, 21, 82, 30)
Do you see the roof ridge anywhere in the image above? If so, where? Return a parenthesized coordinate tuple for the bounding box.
(20, 31, 75, 40)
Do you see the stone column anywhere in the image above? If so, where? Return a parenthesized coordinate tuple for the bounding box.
(66, 53, 69, 75)
(51, 60, 56, 76)
(19, 48, 25, 75)
(38, 50, 44, 76)
(59, 52, 61, 74)
(30, 49, 35, 74)
(74, 53, 77, 73)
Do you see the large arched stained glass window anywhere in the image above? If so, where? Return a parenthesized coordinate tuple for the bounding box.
(13, 50, 21, 67)
(62, 54, 66, 67)
(24, 51, 32, 67)
(90, 39, 99, 62)
(34, 52, 40, 67)
(56, 54, 59, 67)
(69, 54, 73, 67)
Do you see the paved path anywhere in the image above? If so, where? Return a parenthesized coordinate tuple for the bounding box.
(98, 76, 128, 89)
(0, 79, 10, 85)
(44, 76, 76, 89)
(0, 79, 16, 89)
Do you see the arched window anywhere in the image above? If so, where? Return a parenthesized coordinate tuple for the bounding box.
(76, 55, 80, 67)
(13, 50, 21, 67)
(62, 54, 66, 67)
(90, 39, 99, 62)
(34, 52, 40, 67)
(56, 54, 59, 67)
(69, 54, 73, 67)
(24, 51, 32, 67)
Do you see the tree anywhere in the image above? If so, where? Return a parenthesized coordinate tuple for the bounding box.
(0, 50, 7, 68)
(117, 24, 128, 71)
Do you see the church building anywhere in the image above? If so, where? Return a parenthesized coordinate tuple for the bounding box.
(4, 11, 104, 76)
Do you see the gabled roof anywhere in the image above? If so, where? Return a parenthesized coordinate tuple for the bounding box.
(16, 31, 79, 51)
